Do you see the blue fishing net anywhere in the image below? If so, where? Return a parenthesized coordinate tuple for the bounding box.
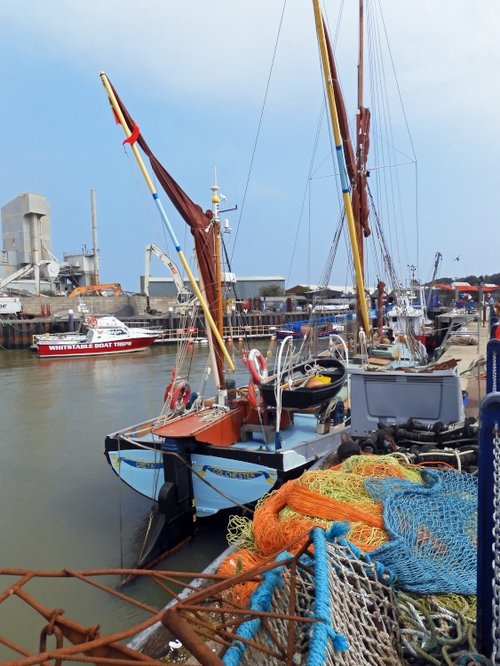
(366, 468, 477, 594)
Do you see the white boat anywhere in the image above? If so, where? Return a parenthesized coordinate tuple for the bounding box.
(34, 314, 161, 358)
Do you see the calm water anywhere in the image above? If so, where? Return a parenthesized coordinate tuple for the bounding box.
(0, 341, 258, 657)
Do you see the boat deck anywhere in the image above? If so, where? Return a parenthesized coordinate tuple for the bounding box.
(438, 319, 487, 417)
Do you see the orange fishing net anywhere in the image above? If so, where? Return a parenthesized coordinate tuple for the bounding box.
(217, 549, 263, 606)
(219, 455, 422, 604)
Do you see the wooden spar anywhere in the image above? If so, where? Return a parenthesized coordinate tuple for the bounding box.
(311, 1, 371, 336)
(99, 72, 235, 371)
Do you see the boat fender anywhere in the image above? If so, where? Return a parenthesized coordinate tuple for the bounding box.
(246, 348, 268, 384)
(170, 380, 191, 412)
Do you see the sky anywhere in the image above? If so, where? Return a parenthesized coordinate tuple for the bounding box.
(0, 0, 498, 293)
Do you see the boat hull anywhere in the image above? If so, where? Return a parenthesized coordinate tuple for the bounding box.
(260, 357, 347, 409)
(107, 446, 280, 515)
(36, 336, 157, 358)
(105, 412, 345, 515)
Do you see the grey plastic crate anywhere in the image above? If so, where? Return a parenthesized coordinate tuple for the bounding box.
(349, 368, 465, 437)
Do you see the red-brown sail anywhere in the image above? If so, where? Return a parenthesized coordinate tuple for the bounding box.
(323, 15, 371, 331)
(323, 18, 371, 246)
(107, 80, 225, 382)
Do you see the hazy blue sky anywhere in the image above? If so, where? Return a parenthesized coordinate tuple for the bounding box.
(0, 1, 498, 292)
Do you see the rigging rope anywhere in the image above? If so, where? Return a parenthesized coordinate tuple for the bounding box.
(230, 0, 288, 263)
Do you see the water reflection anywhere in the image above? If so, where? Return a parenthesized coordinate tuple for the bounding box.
(0, 343, 247, 652)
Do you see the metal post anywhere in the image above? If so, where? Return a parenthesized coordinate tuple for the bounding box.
(68, 309, 74, 332)
(477, 339, 500, 659)
(90, 189, 100, 284)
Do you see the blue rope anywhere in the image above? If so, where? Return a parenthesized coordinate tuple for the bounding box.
(222, 551, 289, 666)
(225, 523, 398, 664)
(325, 522, 397, 586)
(307, 528, 349, 666)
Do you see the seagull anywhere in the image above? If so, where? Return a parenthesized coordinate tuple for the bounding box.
(453, 255, 460, 262)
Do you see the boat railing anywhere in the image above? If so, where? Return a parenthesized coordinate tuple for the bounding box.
(32, 330, 84, 346)
(125, 320, 164, 332)
(154, 324, 276, 343)
(222, 324, 276, 340)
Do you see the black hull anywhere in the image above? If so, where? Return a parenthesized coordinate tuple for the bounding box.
(260, 357, 346, 409)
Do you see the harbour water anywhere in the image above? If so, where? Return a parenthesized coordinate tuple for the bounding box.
(0, 341, 257, 657)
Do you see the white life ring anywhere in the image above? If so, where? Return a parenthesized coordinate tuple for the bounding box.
(247, 348, 268, 384)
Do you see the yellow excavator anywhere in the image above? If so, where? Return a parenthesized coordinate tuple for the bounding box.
(68, 283, 123, 297)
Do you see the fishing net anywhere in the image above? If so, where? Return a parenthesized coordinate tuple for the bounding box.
(224, 454, 477, 619)
(226, 455, 422, 562)
(367, 468, 477, 594)
(222, 525, 404, 666)
(217, 549, 262, 607)
(212, 453, 483, 664)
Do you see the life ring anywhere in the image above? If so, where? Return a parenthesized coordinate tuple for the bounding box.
(168, 380, 191, 411)
(247, 380, 263, 409)
(246, 348, 268, 384)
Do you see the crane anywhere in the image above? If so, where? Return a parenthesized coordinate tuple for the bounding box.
(144, 243, 196, 312)
(69, 283, 123, 297)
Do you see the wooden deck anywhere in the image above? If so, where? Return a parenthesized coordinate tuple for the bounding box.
(437, 318, 488, 419)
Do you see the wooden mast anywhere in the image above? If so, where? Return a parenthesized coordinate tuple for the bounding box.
(211, 181, 224, 337)
(356, 0, 365, 274)
(312, 0, 371, 335)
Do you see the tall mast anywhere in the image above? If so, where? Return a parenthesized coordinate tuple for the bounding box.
(211, 177, 224, 337)
(357, 0, 364, 117)
(312, 0, 371, 335)
(356, 0, 365, 271)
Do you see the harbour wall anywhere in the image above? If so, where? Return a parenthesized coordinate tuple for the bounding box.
(0, 295, 304, 349)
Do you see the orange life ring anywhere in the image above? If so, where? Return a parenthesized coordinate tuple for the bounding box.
(247, 380, 263, 409)
(168, 380, 191, 411)
(247, 348, 268, 384)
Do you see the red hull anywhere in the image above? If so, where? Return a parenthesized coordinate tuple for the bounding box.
(37, 337, 157, 358)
